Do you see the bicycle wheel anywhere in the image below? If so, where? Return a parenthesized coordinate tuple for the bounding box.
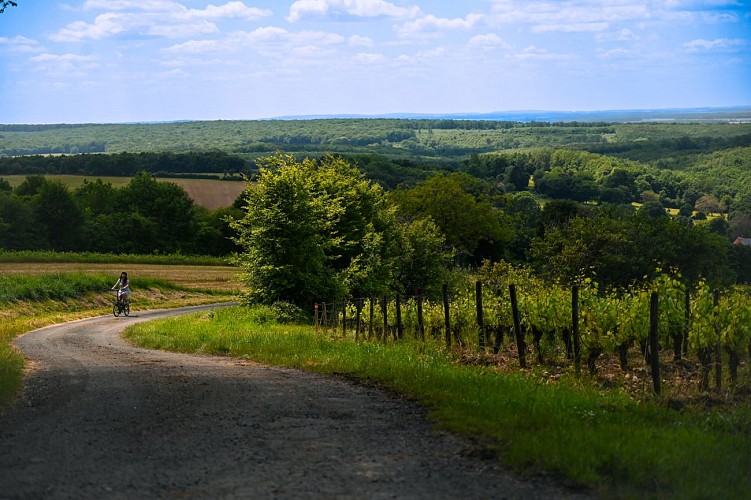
(124, 303, 130, 316)
(113, 303, 120, 317)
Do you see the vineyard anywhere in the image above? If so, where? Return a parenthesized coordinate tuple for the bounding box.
(317, 263, 751, 401)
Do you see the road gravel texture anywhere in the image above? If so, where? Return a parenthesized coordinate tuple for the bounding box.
(0, 305, 591, 499)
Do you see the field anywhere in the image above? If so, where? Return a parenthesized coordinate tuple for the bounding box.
(0, 262, 242, 292)
(1, 174, 246, 209)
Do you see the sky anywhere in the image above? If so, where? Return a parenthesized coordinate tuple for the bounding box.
(0, 0, 749, 124)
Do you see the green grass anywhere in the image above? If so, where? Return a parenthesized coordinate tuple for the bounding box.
(125, 306, 751, 499)
(0, 272, 203, 304)
(0, 250, 228, 266)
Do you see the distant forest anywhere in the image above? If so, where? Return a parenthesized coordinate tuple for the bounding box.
(2, 119, 751, 282)
(2, 118, 751, 203)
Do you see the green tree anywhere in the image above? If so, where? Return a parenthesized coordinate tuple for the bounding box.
(389, 217, 452, 296)
(119, 172, 198, 253)
(390, 172, 514, 265)
(531, 213, 646, 288)
(0, 192, 43, 249)
(230, 154, 393, 307)
(32, 180, 84, 251)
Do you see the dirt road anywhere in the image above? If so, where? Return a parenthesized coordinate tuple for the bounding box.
(0, 305, 589, 499)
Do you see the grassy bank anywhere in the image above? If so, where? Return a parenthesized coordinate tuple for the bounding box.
(0, 272, 235, 407)
(125, 306, 751, 499)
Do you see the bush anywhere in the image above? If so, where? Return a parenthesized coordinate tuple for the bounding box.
(245, 302, 308, 325)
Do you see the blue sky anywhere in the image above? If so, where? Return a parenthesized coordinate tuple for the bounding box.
(1, 0, 749, 123)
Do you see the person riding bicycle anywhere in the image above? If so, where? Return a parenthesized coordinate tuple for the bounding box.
(112, 271, 131, 306)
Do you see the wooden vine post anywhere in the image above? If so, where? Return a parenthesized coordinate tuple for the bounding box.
(649, 291, 661, 395)
(355, 299, 363, 341)
(342, 298, 347, 337)
(683, 288, 690, 357)
(442, 284, 451, 348)
(416, 290, 425, 342)
(382, 296, 388, 342)
(476, 281, 485, 350)
(396, 293, 403, 340)
(368, 297, 374, 340)
(572, 285, 581, 376)
(509, 284, 526, 368)
(714, 289, 722, 390)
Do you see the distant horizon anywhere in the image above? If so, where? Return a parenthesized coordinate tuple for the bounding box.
(3, 104, 751, 126)
(2, 1, 750, 124)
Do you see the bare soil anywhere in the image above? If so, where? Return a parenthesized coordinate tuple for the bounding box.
(0, 305, 591, 499)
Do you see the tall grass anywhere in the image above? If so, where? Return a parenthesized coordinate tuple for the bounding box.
(0, 272, 203, 303)
(0, 250, 229, 266)
(125, 306, 751, 499)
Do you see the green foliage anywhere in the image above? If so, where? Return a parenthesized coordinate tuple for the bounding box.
(531, 206, 735, 289)
(390, 172, 514, 265)
(0, 173, 236, 255)
(230, 154, 404, 307)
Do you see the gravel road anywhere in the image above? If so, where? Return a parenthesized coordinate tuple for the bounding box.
(0, 305, 591, 499)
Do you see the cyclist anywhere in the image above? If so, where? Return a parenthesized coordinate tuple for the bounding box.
(112, 271, 131, 306)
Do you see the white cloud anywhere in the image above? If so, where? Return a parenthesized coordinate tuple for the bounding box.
(164, 39, 225, 54)
(597, 47, 632, 59)
(468, 33, 511, 49)
(30, 53, 98, 63)
(148, 20, 220, 38)
(489, 1, 651, 32)
(29, 52, 101, 74)
(287, 0, 420, 22)
(353, 52, 384, 63)
(348, 35, 374, 47)
(51, 13, 131, 41)
(397, 13, 483, 37)
(157, 68, 191, 78)
(683, 37, 748, 51)
(514, 45, 575, 61)
(597, 28, 638, 42)
(54, 1, 268, 42)
(183, 2, 272, 21)
(165, 26, 346, 57)
(0, 35, 45, 54)
(532, 22, 609, 33)
(83, 0, 178, 11)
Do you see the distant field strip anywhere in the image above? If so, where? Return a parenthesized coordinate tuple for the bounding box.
(0, 263, 241, 292)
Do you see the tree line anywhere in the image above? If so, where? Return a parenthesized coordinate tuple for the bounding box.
(0, 173, 240, 255)
(0, 151, 249, 178)
(231, 154, 751, 313)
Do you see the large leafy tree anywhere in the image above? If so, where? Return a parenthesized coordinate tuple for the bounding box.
(230, 154, 395, 307)
(31, 179, 85, 251)
(119, 172, 199, 253)
(390, 172, 514, 265)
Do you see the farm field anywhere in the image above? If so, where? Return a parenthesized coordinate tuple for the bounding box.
(1, 174, 246, 209)
(0, 262, 242, 292)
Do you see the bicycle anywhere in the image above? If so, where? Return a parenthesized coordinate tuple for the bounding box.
(113, 290, 130, 317)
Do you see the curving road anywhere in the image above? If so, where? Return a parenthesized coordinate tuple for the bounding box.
(0, 305, 589, 499)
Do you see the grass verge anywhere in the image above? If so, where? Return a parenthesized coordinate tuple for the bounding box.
(124, 306, 751, 500)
